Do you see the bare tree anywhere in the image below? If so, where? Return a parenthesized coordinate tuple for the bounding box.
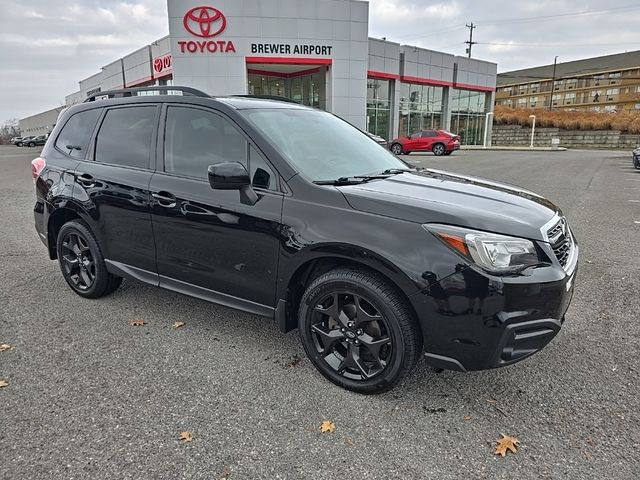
(0, 118, 20, 145)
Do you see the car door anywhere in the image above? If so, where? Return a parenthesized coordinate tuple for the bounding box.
(404, 131, 423, 151)
(419, 130, 438, 150)
(73, 104, 159, 277)
(149, 104, 284, 312)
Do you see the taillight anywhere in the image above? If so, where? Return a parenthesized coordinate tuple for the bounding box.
(31, 157, 46, 183)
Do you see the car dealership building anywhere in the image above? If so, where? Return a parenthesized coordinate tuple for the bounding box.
(24, 0, 498, 145)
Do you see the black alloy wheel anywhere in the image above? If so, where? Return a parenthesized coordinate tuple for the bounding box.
(391, 143, 403, 155)
(298, 268, 422, 394)
(60, 232, 96, 291)
(432, 143, 445, 156)
(56, 220, 122, 298)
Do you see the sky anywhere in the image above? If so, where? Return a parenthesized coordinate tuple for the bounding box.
(1, 0, 640, 121)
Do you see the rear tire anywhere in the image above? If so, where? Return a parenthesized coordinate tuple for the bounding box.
(56, 220, 122, 299)
(298, 268, 422, 394)
(390, 143, 404, 155)
(432, 143, 445, 156)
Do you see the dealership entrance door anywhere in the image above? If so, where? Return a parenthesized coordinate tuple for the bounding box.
(246, 61, 329, 110)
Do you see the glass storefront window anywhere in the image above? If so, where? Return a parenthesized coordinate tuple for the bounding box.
(450, 89, 488, 146)
(399, 83, 444, 137)
(366, 78, 392, 140)
(247, 70, 326, 110)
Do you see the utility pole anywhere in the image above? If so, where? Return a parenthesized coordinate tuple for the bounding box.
(549, 55, 559, 110)
(465, 23, 477, 58)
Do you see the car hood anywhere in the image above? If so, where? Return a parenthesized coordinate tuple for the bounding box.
(340, 169, 560, 241)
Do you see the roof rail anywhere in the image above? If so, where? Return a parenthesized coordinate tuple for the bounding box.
(83, 86, 210, 103)
(232, 94, 300, 104)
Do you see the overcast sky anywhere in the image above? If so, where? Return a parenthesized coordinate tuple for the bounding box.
(2, 0, 640, 121)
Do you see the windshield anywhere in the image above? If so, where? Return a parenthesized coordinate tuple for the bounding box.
(241, 108, 408, 182)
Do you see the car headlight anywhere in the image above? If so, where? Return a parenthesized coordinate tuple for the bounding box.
(423, 224, 546, 274)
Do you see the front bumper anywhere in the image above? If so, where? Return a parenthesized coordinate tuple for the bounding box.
(410, 255, 577, 372)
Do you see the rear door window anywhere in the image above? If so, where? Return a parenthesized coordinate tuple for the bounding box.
(55, 108, 102, 159)
(94, 106, 157, 169)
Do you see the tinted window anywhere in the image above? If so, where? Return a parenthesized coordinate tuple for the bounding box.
(55, 108, 101, 159)
(423, 130, 437, 137)
(249, 145, 275, 190)
(164, 106, 247, 179)
(95, 106, 156, 169)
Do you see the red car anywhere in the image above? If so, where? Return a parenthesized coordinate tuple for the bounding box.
(389, 129, 461, 156)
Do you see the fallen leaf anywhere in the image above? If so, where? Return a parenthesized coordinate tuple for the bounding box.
(464, 416, 472, 421)
(486, 399, 497, 404)
(179, 431, 193, 442)
(344, 436, 355, 446)
(218, 466, 232, 479)
(0, 380, 8, 388)
(320, 420, 336, 433)
(495, 434, 520, 457)
(287, 355, 301, 368)
(172, 321, 185, 329)
(0, 344, 12, 352)
(129, 319, 146, 327)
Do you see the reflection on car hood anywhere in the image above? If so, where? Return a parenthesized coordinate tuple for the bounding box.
(340, 169, 559, 240)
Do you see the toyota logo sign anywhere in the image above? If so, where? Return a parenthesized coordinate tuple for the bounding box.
(183, 6, 227, 38)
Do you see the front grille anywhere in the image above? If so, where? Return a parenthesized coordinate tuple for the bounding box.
(547, 218, 573, 269)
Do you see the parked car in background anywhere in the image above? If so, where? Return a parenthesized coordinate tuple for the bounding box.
(31, 86, 577, 394)
(25, 135, 48, 147)
(366, 131, 388, 148)
(16, 136, 34, 147)
(10, 136, 23, 146)
(390, 129, 460, 156)
(633, 147, 640, 169)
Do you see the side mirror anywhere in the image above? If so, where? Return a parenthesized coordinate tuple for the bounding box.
(208, 162, 250, 190)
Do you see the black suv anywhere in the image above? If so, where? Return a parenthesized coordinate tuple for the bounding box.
(32, 87, 578, 394)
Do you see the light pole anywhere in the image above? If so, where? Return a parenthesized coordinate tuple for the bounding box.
(529, 114, 536, 148)
(549, 55, 559, 110)
(483, 111, 494, 148)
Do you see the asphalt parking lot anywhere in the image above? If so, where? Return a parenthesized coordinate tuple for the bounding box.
(1, 145, 638, 479)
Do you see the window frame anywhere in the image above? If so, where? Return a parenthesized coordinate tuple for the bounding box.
(54, 106, 104, 160)
(158, 104, 282, 194)
(89, 104, 161, 171)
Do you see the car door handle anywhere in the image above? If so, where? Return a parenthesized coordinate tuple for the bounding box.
(152, 191, 177, 208)
(77, 173, 95, 187)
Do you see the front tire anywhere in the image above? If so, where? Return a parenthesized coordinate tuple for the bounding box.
(56, 220, 122, 299)
(432, 143, 445, 156)
(390, 143, 404, 155)
(298, 268, 422, 394)
(28, 142, 35, 147)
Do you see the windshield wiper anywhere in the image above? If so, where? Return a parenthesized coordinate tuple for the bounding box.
(313, 175, 391, 186)
(379, 168, 414, 174)
(313, 168, 417, 186)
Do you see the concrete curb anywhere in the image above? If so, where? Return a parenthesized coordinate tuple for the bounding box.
(461, 146, 567, 151)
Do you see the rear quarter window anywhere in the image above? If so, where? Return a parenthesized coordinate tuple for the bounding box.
(55, 109, 102, 159)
